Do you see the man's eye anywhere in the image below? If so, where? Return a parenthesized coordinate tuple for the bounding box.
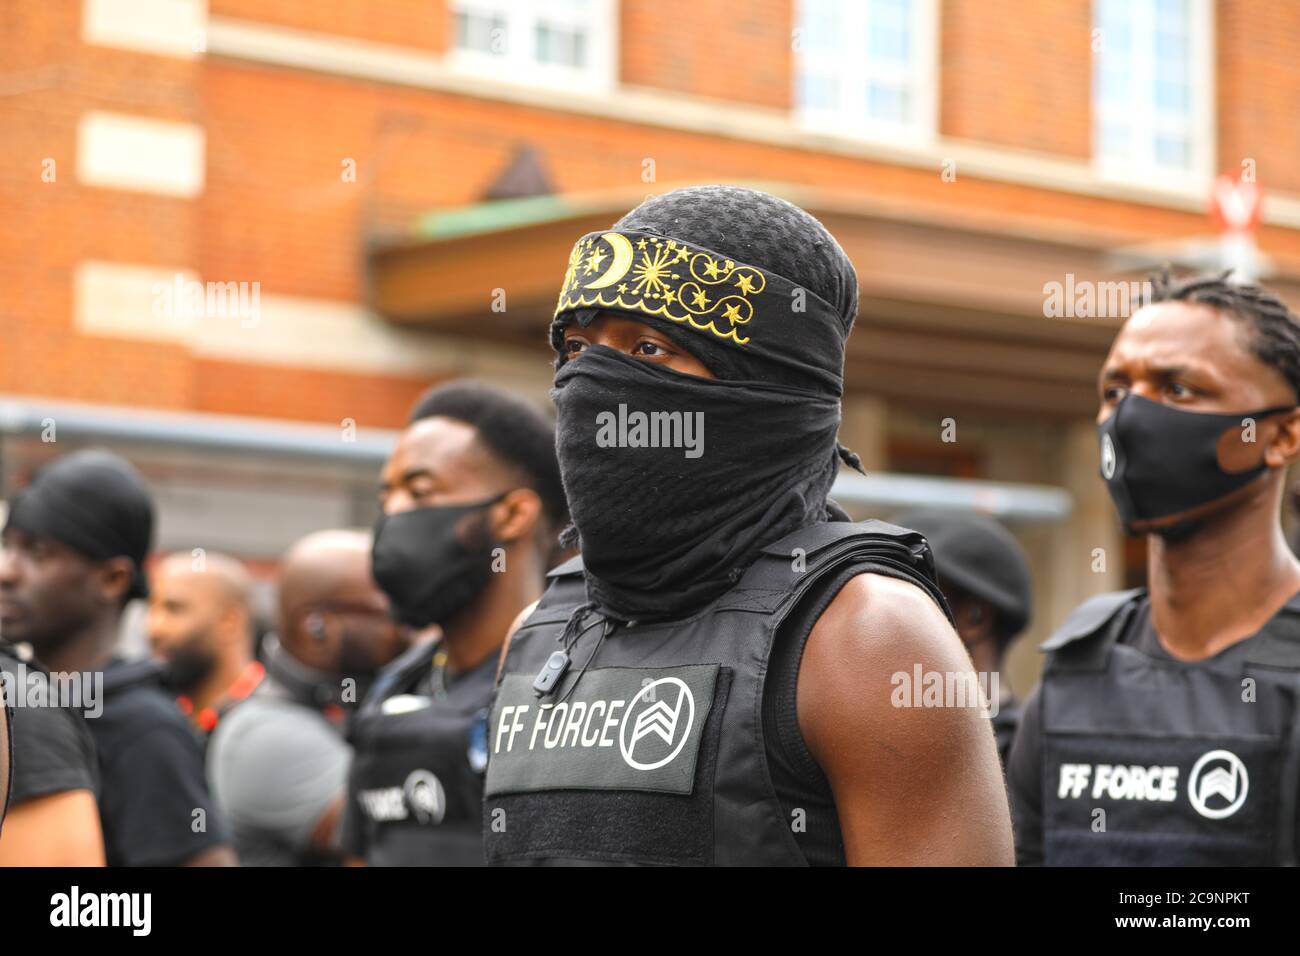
(1167, 382, 1192, 399)
(1102, 385, 1127, 402)
(634, 341, 668, 357)
(564, 339, 587, 355)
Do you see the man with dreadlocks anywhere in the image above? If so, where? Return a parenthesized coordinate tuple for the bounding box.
(483, 185, 1013, 866)
(1009, 270, 1300, 865)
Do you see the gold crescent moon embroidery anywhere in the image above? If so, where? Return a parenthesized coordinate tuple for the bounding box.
(583, 232, 634, 290)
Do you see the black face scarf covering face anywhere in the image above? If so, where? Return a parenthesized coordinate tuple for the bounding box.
(370, 496, 502, 629)
(552, 345, 843, 623)
(1099, 393, 1295, 533)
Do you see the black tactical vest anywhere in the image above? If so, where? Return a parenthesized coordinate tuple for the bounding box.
(483, 520, 944, 866)
(1039, 589, 1300, 865)
(347, 641, 496, 866)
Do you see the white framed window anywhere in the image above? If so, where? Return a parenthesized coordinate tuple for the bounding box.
(794, 0, 938, 144)
(1093, 0, 1214, 185)
(447, 0, 616, 92)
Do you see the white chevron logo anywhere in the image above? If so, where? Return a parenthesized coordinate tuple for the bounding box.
(1188, 749, 1249, 820)
(619, 677, 696, 771)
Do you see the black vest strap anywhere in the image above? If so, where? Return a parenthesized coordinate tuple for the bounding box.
(1040, 589, 1144, 672)
(359, 639, 438, 710)
(723, 519, 949, 620)
(1244, 594, 1300, 668)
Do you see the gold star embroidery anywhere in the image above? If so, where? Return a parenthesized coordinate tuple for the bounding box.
(636, 238, 647, 250)
(616, 282, 628, 294)
(675, 247, 689, 263)
(702, 259, 722, 279)
(734, 273, 757, 294)
(584, 248, 607, 274)
(690, 289, 711, 309)
(663, 289, 676, 304)
(722, 303, 743, 323)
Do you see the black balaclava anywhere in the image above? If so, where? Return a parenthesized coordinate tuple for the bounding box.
(4, 449, 155, 600)
(550, 185, 861, 623)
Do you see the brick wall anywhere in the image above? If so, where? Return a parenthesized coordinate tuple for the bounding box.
(5, 0, 1300, 431)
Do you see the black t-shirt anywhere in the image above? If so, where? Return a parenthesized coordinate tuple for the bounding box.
(1008, 598, 1182, 865)
(0, 648, 98, 806)
(89, 658, 231, 866)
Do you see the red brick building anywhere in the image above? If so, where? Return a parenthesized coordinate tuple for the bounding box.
(3, 0, 1299, 682)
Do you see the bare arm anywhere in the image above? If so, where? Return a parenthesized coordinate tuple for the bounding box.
(0, 790, 106, 866)
(797, 572, 1014, 866)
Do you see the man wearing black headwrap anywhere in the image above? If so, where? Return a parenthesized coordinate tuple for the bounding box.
(484, 186, 1013, 865)
(1, 449, 235, 866)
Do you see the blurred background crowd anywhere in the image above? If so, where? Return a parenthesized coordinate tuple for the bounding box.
(2, 0, 1299, 865)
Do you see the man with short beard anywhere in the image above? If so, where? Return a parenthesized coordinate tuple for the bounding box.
(1010, 271, 1300, 865)
(148, 552, 263, 742)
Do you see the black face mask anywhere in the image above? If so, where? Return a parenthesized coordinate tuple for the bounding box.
(1099, 393, 1294, 534)
(552, 345, 843, 623)
(371, 496, 502, 629)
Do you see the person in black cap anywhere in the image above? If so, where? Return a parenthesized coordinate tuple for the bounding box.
(1, 449, 235, 866)
(1, 454, 113, 865)
(893, 509, 1033, 765)
(485, 185, 1013, 865)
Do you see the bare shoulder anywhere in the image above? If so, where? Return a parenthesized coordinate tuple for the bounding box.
(797, 571, 970, 759)
(803, 571, 964, 687)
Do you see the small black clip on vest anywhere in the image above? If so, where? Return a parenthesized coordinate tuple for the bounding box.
(532, 650, 571, 697)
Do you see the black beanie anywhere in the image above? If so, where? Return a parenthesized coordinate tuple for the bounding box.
(893, 509, 1033, 640)
(5, 449, 156, 600)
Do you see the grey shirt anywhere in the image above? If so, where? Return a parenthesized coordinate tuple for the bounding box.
(207, 686, 349, 866)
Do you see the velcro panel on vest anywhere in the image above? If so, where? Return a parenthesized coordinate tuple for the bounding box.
(487, 665, 719, 796)
(1043, 730, 1280, 865)
(483, 667, 732, 865)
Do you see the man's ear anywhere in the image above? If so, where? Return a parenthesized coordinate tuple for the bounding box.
(491, 489, 543, 545)
(96, 557, 136, 607)
(217, 603, 251, 647)
(1265, 408, 1300, 468)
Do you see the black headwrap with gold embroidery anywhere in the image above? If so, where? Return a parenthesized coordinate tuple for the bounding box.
(548, 186, 864, 622)
(550, 185, 858, 397)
